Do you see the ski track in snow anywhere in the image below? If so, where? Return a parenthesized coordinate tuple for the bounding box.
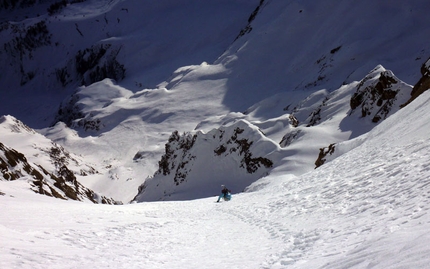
(219, 137, 430, 268)
(2, 135, 430, 268)
(1, 196, 274, 269)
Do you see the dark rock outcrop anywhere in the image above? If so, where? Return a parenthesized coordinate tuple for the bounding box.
(402, 57, 430, 107)
(315, 143, 336, 168)
(0, 142, 118, 204)
(349, 66, 411, 123)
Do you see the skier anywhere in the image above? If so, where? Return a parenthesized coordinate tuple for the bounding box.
(216, 185, 231, 202)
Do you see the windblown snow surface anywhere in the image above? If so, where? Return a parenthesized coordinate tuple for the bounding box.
(2, 92, 430, 268)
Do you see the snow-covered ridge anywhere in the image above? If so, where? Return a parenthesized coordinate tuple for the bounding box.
(133, 64, 418, 201)
(314, 65, 413, 167)
(349, 65, 411, 123)
(0, 115, 119, 203)
(54, 79, 133, 131)
(134, 119, 280, 202)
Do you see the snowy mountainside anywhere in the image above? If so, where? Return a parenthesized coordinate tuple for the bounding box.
(2, 1, 430, 266)
(0, 0, 430, 203)
(241, 90, 430, 268)
(51, 62, 414, 202)
(1, 90, 430, 268)
(313, 65, 413, 167)
(134, 64, 414, 201)
(315, 60, 429, 167)
(0, 115, 118, 204)
(348, 66, 411, 123)
(134, 120, 279, 201)
(214, 0, 430, 112)
(0, 0, 258, 126)
(54, 78, 134, 132)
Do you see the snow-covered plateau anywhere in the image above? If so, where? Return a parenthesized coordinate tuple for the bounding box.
(1, 0, 430, 268)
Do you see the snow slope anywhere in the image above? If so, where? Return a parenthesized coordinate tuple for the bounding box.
(1, 87, 430, 268)
(214, 0, 430, 112)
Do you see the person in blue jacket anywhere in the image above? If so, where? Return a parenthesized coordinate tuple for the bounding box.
(217, 185, 231, 202)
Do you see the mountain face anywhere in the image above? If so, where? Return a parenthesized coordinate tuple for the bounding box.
(349, 66, 411, 123)
(0, 115, 119, 204)
(213, 0, 430, 112)
(134, 64, 417, 201)
(314, 66, 412, 168)
(0, 0, 430, 203)
(0, 141, 114, 203)
(0, 0, 258, 126)
(133, 120, 278, 201)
